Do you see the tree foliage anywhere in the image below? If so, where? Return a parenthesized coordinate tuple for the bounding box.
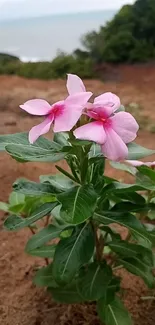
(82, 0, 155, 63)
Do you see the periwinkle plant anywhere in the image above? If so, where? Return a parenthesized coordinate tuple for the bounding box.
(0, 74, 155, 325)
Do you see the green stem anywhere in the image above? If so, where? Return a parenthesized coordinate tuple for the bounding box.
(67, 158, 81, 183)
(92, 221, 104, 261)
(56, 165, 79, 183)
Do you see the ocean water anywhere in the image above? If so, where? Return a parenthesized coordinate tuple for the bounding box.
(0, 10, 115, 61)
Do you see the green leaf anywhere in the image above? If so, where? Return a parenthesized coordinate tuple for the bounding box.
(127, 142, 155, 160)
(108, 182, 145, 193)
(52, 222, 95, 284)
(4, 202, 57, 230)
(19, 197, 48, 216)
(49, 281, 84, 303)
(107, 278, 121, 302)
(90, 157, 105, 193)
(26, 224, 65, 251)
(77, 262, 112, 301)
(0, 202, 9, 212)
(53, 132, 69, 146)
(136, 167, 155, 190)
(40, 174, 74, 191)
(148, 210, 155, 220)
(0, 132, 30, 151)
(110, 162, 136, 175)
(119, 257, 154, 288)
(116, 105, 125, 113)
(13, 178, 58, 196)
(109, 240, 153, 266)
(89, 143, 102, 158)
(4, 214, 23, 230)
(70, 139, 92, 146)
(28, 245, 56, 258)
(57, 184, 97, 224)
(33, 264, 57, 287)
(5, 134, 65, 163)
(111, 191, 145, 205)
(9, 192, 25, 206)
(97, 296, 133, 325)
(9, 203, 25, 214)
(111, 201, 147, 213)
(94, 212, 151, 245)
(138, 166, 155, 182)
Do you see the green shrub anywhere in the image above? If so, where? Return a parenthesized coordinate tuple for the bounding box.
(82, 0, 155, 63)
(0, 52, 95, 80)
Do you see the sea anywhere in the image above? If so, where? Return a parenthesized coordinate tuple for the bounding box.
(0, 10, 115, 62)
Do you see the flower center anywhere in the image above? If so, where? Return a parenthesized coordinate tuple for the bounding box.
(51, 102, 64, 118)
(87, 109, 112, 127)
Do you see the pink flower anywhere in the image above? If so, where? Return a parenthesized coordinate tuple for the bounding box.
(69, 75, 139, 161)
(20, 74, 92, 144)
(126, 160, 155, 168)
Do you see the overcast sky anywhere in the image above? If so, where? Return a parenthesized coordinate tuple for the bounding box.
(0, 0, 135, 20)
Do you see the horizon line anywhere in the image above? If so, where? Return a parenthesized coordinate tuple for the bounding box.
(0, 8, 117, 24)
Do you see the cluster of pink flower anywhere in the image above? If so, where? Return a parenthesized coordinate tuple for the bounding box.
(20, 74, 139, 161)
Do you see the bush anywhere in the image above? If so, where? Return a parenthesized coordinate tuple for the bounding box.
(0, 53, 19, 64)
(0, 52, 94, 79)
(82, 0, 155, 63)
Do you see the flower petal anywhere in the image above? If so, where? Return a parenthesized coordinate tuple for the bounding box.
(67, 74, 86, 95)
(101, 128, 128, 161)
(74, 121, 106, 144)
(111, 112, 139, 143)
(53, 105, 83, 132)
(65, 92, 92, 106)
(29, 116, 53, 144)
(20, 99, 51, 116)
(94, 92, 121, 117)
(126, 160, 155, 167)
(126, 160, 144, 167)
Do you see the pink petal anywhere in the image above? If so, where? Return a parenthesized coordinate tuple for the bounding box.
(67, 74, 86, 95)
(126, 160, 155, 167)
(65, 92, 92, 106)
(101, 128, 128, 161)
(126, 160, 144, 167)
(111, 112, 139, 143)
(53, 92, 92, 132)
(94, 92, 121, 117)
(20, 99, 51, 116)
(29, 116, 53, 144)
(53, 104, 83, 132)
(73, 121, 106, 144)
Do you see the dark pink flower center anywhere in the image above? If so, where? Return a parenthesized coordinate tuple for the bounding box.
(87, 108, 112, 128)
(50, 103, 64, 119)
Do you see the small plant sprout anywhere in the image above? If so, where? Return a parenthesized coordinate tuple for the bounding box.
(0, 74, 155, 325)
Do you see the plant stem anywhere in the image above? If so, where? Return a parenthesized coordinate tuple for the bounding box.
(28, 226, 35, 235)
(45, 258, 49, 266)
(125, 231, 131, 242)
(44, 215, 50, 227)
(95, 227, 101, 261)
(92, 221, 104, 261)
(29, 226, 49, 266)
(56, 165, 79, 183)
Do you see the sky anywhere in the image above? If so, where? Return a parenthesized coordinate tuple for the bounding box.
(0, 0, 135, 20)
